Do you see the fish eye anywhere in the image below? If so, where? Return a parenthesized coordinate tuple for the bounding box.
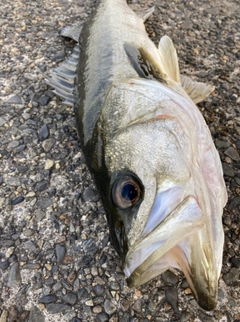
(112, 176, 142, 209)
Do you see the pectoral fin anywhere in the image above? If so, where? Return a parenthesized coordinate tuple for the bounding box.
(180, 74, 215, 103)
(158, 35, 181, 83)
(124, 43, 169, 83)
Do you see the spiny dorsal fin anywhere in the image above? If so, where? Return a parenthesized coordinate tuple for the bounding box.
(133, 6, 155, 22)
(158, 35, 181, 84)
(180, 75, 215, 104)
(60, 24, 83, 42)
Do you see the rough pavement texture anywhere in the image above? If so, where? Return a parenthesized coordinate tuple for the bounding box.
(0, 0, 239, 321)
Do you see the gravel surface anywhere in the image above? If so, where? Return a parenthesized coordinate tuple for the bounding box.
(0, 0, 239, 321)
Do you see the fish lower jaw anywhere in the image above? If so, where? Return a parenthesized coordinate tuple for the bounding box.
(124, 242, 219, 311)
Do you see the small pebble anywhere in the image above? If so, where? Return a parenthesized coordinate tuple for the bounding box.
(7, 262, 20, 287)
(45, 159, 54, 170)
(97, 313, 109, 322)
(39, 124, 49, 140)
(55, 244, 66, 263)
(39, 95, 51, 106)
(12, 196, 25, 205)
(46, 304, 71, 314)
(7, 94, 23, 104)
(224, 147, 240, 161)
(62, 292, 77, 305)
(39, 294, 58, 304)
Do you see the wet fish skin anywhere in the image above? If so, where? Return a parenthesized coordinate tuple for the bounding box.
(47, 0, 227, 311)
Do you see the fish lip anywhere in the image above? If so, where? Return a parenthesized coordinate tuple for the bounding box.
(123, 195, 220, 310)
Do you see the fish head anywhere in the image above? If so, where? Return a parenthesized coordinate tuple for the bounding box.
(97, 78, 226, 310)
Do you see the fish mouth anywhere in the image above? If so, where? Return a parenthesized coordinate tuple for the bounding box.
(124, 194, 219, 311)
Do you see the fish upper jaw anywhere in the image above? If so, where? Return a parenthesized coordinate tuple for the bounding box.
(123, 194, 222, 311)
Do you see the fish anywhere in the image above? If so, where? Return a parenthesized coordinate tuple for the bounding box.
(45, 0, 228, 311)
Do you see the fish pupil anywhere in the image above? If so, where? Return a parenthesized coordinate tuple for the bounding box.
(121, 183, 138, 202)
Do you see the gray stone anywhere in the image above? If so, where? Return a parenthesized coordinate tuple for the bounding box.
(2, 240, 14, 247)
(104, 299, 117, 315)
(180, 310, 191, 322)
(28, 306, 45, 322)
(39, 294, 58, 304)
(7, 94, 23, 104)
(82, 238, 97, 253)
(215, 139, 231, 149)
(52, 51, 67, 61)
(228, 196, 240, 210)
(97, 313, 109, 322)
(36, 198, 53, 209)
(22, 263, 41, 270)
(110, 282, 119, 291)
(132, 299, 142, 313)
(222, 163, 235, 177)
(52, 282, 62, 292)
(39, 124, 49, 140)
(62, 292, 77, 305)
(55, 244, 66, 263)
(120, 313, 130, 322)
(218, 288, 225, 301)
(161, 271, 179, 285)
(0, 117, 6, 127)
(7, 140, 19, 150)
(77, 288, 88, 300)
(46, 304, 71, 314)
(82, 187, 99, 202)
(165, 287, 179, 314)
(199, 311, 216, 322)
(42, 138, 55, 152)
(0, 260, 10, 271)
(23, 240, 37, 252)
(230, 257, 240, 268)
(94, 284, 104, 296)
(34, 210, 46, 221)
(22, 112, 31, 120)
(44, 277, 54, 285)
(35, 180, 48, 192)
(223, 268, 240, 286)
(12, 196, 25, 205)
(7, 262, 21, 287)
(22, 229, 35, 237)
(39, 95, 51, 106)
(224, 147, 240, 161)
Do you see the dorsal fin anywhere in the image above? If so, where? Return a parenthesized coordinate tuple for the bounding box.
(60, 24, 83, 42)
(158, 35, 181, 83)
(133, 6, 155, 22)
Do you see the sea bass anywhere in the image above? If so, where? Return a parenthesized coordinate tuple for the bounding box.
(46, 0, 227, 311)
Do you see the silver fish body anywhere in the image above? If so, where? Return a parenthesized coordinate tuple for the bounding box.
(47, 0, 227, 311)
